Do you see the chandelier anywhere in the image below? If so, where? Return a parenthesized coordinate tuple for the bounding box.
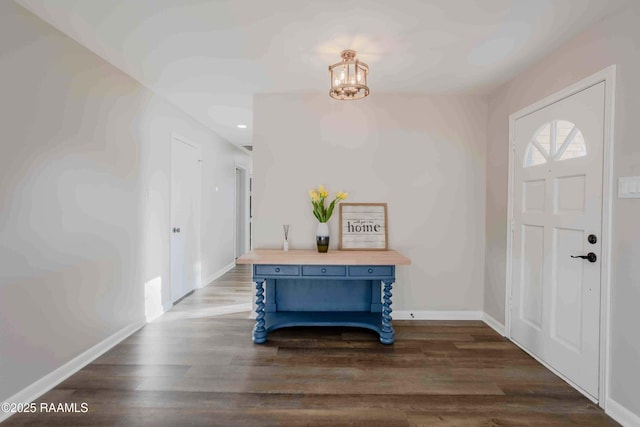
(328, 50, 369, 100)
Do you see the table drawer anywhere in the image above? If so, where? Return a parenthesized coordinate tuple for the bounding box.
(348, 266, 393, 277)
(255, 265, 300, 276)
(302, 266, 346, 276)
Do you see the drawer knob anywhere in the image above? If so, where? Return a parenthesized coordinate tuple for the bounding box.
(321, 268, 327, 273)
(368, 268, 373, 274)
(275, 267, 280, 272)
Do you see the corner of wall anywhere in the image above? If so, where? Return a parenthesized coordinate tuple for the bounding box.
(606, 397, 640, 427)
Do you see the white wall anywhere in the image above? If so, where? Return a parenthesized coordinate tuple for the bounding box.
(484, 2, 640, 420)
(253, 93, 487, 313)
(0, 1, 249, 403)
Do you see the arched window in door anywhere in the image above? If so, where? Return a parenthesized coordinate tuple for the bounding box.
(524, 120, 587, 168)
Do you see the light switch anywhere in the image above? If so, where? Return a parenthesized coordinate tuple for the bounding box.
(619, 176, 640, 199)
(621, 180, 629, 194)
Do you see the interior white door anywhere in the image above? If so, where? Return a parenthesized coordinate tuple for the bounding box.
(235, 168, 245, 259)
(510, 82, 605, 398)
(170, 137, 201, 303)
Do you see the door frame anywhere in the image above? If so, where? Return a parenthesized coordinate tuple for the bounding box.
(505, 65, 616, 406)
(170, 132, 202, 302)
(234, 161, 251, 259)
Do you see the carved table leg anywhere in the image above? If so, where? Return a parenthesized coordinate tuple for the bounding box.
(253, 280, 267, 344)
(380, 280, 395, 344)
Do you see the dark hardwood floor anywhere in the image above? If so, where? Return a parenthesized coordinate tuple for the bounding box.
(5, 265, 617, 426)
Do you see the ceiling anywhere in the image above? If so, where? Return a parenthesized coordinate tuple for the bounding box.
(16, 0, 630, 148)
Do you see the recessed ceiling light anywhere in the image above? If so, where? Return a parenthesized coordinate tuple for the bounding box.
(237, 124, 248, 129)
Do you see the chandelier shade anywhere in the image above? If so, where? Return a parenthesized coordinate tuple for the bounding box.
(328, 50, 369, 100)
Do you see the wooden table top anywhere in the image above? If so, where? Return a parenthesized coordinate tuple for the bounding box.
(236, 249, 411, 266)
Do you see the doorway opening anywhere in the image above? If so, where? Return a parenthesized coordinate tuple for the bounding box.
(235, 165, 250, 259)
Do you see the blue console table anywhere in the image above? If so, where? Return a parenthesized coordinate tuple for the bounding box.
(236, 249, 411, 345)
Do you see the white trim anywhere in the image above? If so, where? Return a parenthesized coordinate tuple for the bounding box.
(0, 320, 145, 423)
(234, 162, 250, 259)
(606, 398, 640, 427)
(202, 261, 236, 287)
(253, 310, 486, 322)
(505, 65, 616, 408)
(234, 157, 251, 174)
(482, 312, 506, 336)
(505, 87, 516, 337)
(599, 65, 616, 410)
(393, 310, 483, 321)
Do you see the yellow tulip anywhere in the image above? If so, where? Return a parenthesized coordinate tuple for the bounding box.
(336, 192, 348, 200)
(309, 189, 319, 201)
(318, 184, 326, 194)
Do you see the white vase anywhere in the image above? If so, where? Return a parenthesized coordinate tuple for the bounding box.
(316, 222, 330, 253)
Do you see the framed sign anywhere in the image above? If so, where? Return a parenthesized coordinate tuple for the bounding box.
(339, 203, 388, 250)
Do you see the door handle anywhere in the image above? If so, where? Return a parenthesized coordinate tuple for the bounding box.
(571, 252, 597, 263)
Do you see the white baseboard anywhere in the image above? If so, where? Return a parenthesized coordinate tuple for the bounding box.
(0, 319, 145, 423)
(481, 312, 506, 336)
(393, 310, 483, 320)
(251, 310, 484, 322)
(254, 310, 506, 332)
(202, 261, 236, 287)
(607, 397, 640, 427)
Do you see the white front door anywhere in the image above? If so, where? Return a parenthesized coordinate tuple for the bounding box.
(510, 82, 605, 398)
(170, 137, 201, 303)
